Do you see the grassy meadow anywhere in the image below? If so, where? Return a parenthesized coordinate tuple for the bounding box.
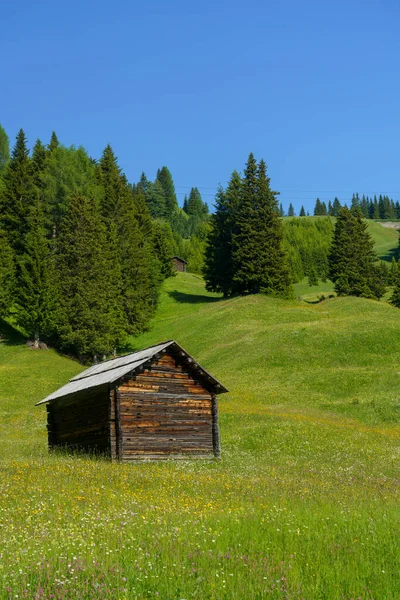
(1, 267, 400, 598)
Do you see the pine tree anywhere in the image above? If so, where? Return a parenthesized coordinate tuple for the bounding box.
(288, 203, 295, 217)
(156, 166, 178, 215)
(15, 193, 56, 344)
(328, 200, 334, 216)
(0, 124, 10, 173)
(279, 203, 285, 217)
(204, 171, 241, 296)
(299, 205, 306, 217)
(147, 179, 167, 218)
(48, 131, 59, 153)
(0, 129, 36, 255)
(152, 220, 175, 278)
(307, 266, 318, 286)
(98, 146, 162, 335)
(231, 155, 292, 297)
(55, 194, 127, 358)
(314, 198, 322, 215)
(328, 207, 385, 299)
(390, 260, 400, 308)
(332, 197, 341, 216)
(0, 227, 15, 317)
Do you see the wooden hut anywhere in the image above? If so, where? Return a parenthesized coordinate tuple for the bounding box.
(36, 341, 228, 461)
(171, 256, 187, 272)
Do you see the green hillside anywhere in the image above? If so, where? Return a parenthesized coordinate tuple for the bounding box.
(1, 275, 399, 599)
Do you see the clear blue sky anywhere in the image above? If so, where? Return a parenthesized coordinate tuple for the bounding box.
(2, 0, 399, 213)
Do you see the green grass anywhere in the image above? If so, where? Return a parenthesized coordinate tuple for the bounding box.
(1, 275, 400, 599)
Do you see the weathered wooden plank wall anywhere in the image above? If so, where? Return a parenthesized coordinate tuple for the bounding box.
(118, 353, 214, 460)
(46, 387, 110, 453)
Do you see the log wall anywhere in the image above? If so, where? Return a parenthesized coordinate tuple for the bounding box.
(118, 352, 215, 460)
(47, 386, 110, 454)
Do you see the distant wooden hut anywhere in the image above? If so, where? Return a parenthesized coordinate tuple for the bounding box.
(36, 341, 228, 461)
(171, 256, 187, 272)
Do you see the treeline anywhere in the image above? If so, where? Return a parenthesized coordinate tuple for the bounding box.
(0, 125, 211, 359)
(285, 195, 400, 219)
(284, 217, 334, 283)
(204, 153, 400, 305)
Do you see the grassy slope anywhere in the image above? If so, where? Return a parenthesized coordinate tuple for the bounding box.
(1, 275, 400, 599)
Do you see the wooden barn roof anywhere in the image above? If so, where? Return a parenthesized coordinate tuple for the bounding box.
(36, 340, 228, 406)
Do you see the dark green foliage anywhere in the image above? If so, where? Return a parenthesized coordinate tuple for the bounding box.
(390, 260, 400, 307)
(332, 197, 342, 217)
(147, 179, 167, 219)
(279, 203, 284, 217)
(55, 194, 127, 358)
(0, 129, 36, 255)
(0, 124, 10, 173)
(152, 220, 175, 278)
(299, 205, 306, 217)
(204, 172, 241, 296)
(328, 207, 385, 299)
(288, 203, 295, 217)
(48, 132, 59, 153)
(314, 198, 327, 216)
(156, 166, 178, 215)
(284, 217, 333, 282)
(307, 266, 318, 287)
(0, 227, 15, 316)
(231, 155, 292, 297)
(15, 193, 57, 342)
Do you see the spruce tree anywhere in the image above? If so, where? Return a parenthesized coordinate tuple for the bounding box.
(0, 124, 10, 173)
(55, 194, 126, 358)
(332, 197, 341, 216)
(288, 203, 295, 217)
(204, 171, 241, 296)
(390, 259, 400, 308)
(231, 155, 292, 297)
(0, 227, 15, 317)
(0, 129, 36, 255)
(15, 193, 56, 344)
(279, 202, 284, 217)
(48, 131, 59, 153)
(299, 205, 306, 217)
(156, 166, 178, 215)
(328, 207, 385, 299)
(308, 266, 318, 286)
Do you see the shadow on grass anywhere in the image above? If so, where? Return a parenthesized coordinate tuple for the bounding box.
(167, 290, 222, 304)
(0, 318, 26, 346)
(380, 245, 400, 263)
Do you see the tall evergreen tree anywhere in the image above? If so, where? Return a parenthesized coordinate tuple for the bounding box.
(0, 129, 36, 254)
(299, 205, 306, 217)
(0, 124, 10, 173)
(288, 203, 295, 217)
(279, 202, 285, 217)
(0, 227, 15, 317)
(48, 131, 59, 153)
(55, 194, 126, 358)
(328, 207, 385, 299)
(332, 197, 341, 216)
(204, 171, 241, 296)
(390, 259, 400, 308)
(231, 155, 292, 297)
(156, 166, 178, 215)
(15, 193, 56, 344)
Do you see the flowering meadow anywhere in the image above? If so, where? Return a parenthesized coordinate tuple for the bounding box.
(0, 273, 399, 599)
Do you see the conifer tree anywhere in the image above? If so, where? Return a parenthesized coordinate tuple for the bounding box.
(332, 197, 341, 216)
(231, 155, 292, 297)
(55, 194, 126, 358)
(299, 205, 306, 217)
(15, 193, 57, 344)
(288, 203, 295, 217)
(156, 166, 178, 215)
(390, 259, 400, 308)
(279, 203, 284, 217)
(48, 131, 59, 153)
(204, 171, 241, 296)
(0, 129, 36, 254)
(0, 227, 15, 317)
(0, 124, 10, 173)
(308, 266, 318, 286)
(328, 207, 385, 299)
